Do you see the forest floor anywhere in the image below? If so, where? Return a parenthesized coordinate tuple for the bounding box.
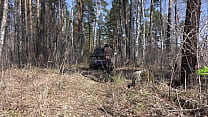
(0, 66, 208, 117)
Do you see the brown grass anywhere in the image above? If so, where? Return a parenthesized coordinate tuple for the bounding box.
(0, 68, 108, 116)
(0, 67, 207, 116)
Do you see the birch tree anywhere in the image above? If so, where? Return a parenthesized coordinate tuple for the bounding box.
(0, 0, 8, 57)
(135, 0, 140, 62)
(174, 0, 178, 53)
(71, 0, 74, 63)
(141, 0, 146, 66)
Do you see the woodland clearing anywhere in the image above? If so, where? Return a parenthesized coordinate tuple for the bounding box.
(0, 66, 207, 116)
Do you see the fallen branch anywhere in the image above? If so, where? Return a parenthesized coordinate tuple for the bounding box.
(168, 108, 204, 112)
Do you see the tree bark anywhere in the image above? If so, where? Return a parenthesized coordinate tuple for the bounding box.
(166, 0, 172, 51)
(148, 0, 154, 63)
(136, 0, 140, 63)
(128, 0, 132, 61)
(0, 0, 8, 57)
(35, 0, 40, 60)
(122, 0, 129, 60)
(149, 0, 154, 45)
(141, 0, 146, 66)
(71, 0, 74, 63)
(29, 0, 33, 63)
(0, 0, 4, 23)
(77, 0, 84, 62)
(181, 0, 201, 86)
(175, 0, 178, 53)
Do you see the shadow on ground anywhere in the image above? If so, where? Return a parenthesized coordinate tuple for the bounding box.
(62, 66, 114, 82)
(80, 67, 114, 82)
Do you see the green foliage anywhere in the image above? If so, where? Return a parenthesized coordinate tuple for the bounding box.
(196, 66, 208, 75)
(105, 0, 121, 40)
(83, 0, 109, 53)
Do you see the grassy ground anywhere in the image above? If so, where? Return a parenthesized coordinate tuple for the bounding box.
(0, 68, 108, 116)
(0, 67, 207, 116)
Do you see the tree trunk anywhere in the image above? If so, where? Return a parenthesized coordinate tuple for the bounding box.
(35, 0, 40, 65)
(128, 0, 132, 61)
(36, 0, 46, 65)
(148, 0, 154, 63)
(71, 0, 74, 63)
(166, 0, 172, 52)
(0, 0, 4, 23)
(77, 0, 84, 62)
(93, 0, 98, 49)
(136, 0, 140, 63)
(122, 0, 129, 61)
(181, 0, 201, 86)
(24, 0, 28, 63)
(160, 0, 164, 81)
(29, 0, 33, 63)
(117, 0, 123, 66)
(37, 0, 40, 18)
(149, 0, 154, 41)
(88, 23, 91, 52)
(97, 0, 101, 48)
(175, 0, 178, 53)
(141, 0, 146, 66)
(0, 0, 8, 58)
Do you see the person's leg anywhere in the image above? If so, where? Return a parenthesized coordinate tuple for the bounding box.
(105, 56, 110, 73)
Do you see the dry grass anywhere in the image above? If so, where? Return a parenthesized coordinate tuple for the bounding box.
(0, 67, 208, 117)
(0, 67, 108, 116)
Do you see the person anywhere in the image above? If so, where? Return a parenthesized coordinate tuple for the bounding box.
(104, 44, 113, 72)
(104, 44, 112, 60)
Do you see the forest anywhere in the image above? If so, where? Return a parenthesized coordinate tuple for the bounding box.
(0, 0, 208, 116)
